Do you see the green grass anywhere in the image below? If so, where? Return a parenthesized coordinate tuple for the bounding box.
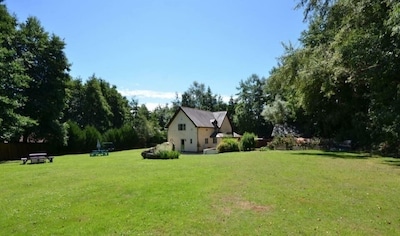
(1, 150, 400, 235)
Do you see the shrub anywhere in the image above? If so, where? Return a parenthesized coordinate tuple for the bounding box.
(84, 125, 101, 152)
(240, 132, 256, 151)
(142, 143, 180, 159)
(267, 135, 296, 150)
(155, 150, 180, 159)
(217, 138, 239, 153)
(66, 121, 86, 153)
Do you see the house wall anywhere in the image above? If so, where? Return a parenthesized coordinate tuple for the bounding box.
(167, 110, 198, 152)
(197, 127, 216, 151)
(167, 109, 234, 152)
(219, 116, 233, 133)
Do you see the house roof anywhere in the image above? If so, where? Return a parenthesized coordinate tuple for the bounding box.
(167, 106, 228, 128)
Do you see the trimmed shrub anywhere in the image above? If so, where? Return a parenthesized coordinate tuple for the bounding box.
(156, 150, 180, 159)
(142, 142, 179, 159)
(217, 138, 239, 153)
(240, 132, 256, 151)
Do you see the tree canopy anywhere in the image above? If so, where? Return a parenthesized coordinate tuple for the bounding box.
(266, 0, 400, 155)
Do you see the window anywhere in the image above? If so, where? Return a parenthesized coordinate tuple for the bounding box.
(213, 137, 217, 144)
(178, 124, 186, 131)
(190, 139, 193, 144)
(205, 138, 208, 144)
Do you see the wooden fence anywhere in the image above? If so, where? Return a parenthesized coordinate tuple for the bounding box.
(0, 143, 51, 161)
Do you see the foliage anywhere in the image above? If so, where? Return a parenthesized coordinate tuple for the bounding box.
(155, 150, 180, 159)
(234, 74, 272, 137)
(0, 4, 36, 141)
(262, 95, 295, 125)
(265, 0, 400, 155)
(66, 121, 86, 153)
(267, 135, 297, 150)
(259, 146, 270, 151)
(239, 132, 256, 151)
(217, 138, 239, 153)
(141, 142, 178, 159)
(102, 124, 139, 150)
(16, 17, 71, 145)
(178, 81, 227, 111)
(83, 125, 101, 152)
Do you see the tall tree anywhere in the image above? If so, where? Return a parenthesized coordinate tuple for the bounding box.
(266, 0, 400, 154)
(64, 78, 86, 126)
(151, 104, 174, 130)
(98, 79, 130, 128)
(16, 17, 71, 144)
(180, 81, 225, 111)
(81, 75, 113, 133)
(0, 3, 35, 141)
(234, 74, 271, 137)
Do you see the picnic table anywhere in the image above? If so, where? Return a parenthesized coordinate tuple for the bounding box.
(90, 149, 109, 156)
(21, 153, 54, 164)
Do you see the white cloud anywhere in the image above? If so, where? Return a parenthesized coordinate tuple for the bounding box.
(118, 89, 177, 100)
(220, 95, 233, 103)
(144, 102, 170, 111)
(118, 89, 235, 111)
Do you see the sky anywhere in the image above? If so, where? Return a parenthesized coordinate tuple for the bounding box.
(5, 0, 307, 110)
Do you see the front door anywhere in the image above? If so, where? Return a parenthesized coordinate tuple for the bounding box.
(180, 139, 185, 152)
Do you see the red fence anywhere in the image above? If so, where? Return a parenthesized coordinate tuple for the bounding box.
(0, 143, 50, 161)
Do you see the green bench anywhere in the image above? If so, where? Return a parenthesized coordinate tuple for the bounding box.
(90, 149, 109, 156)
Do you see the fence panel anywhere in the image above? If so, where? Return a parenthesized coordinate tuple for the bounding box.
(0, 143, 50, 161)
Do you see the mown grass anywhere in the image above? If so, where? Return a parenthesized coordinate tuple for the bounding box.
(1, 149, 400, 235)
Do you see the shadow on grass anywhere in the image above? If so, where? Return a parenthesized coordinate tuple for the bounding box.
(383, 159, 400, 167)
(293, 151, 371, 159)
(0, 160, 21, 165)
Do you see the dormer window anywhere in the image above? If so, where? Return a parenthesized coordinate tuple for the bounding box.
(178, 124, 186, 131)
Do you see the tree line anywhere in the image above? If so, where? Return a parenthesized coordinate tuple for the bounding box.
(263, 0, 400, 156)
(2, 1, 400, 156)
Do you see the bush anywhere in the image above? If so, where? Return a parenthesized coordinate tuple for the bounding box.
(66, 121, 86, 153)
(156, 150, 180, 159)
(267, 135, 296, 150)
(141, 142, 180, 159)
(240, 132, 256, 151)
(217, 138, 239, 153)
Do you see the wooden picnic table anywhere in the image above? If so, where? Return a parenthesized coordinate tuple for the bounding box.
(21, 153, 54, 164)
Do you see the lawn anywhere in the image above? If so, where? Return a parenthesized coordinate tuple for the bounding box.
(1, 149, 400, 235)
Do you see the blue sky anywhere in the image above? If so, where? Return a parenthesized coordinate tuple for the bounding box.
(6, 0, 306, 110)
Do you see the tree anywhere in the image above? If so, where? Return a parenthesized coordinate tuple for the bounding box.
(262, 96, 294, 125)
(234, 74, 271, 137)
(98, 79, 130, 129)
(266, 0, 400, 154)
(180, 81, 226, 111)
(15, 17, 71, 145)
(64, 79, 86, 126)
(0, 3, 35, 141)
(151, 104, 174, 130)
(81, 75, 113, 133)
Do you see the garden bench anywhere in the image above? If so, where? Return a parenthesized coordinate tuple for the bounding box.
(21, 153, 54, 164)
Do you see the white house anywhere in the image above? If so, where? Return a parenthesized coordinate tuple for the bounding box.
(166, 106, 236, 152)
